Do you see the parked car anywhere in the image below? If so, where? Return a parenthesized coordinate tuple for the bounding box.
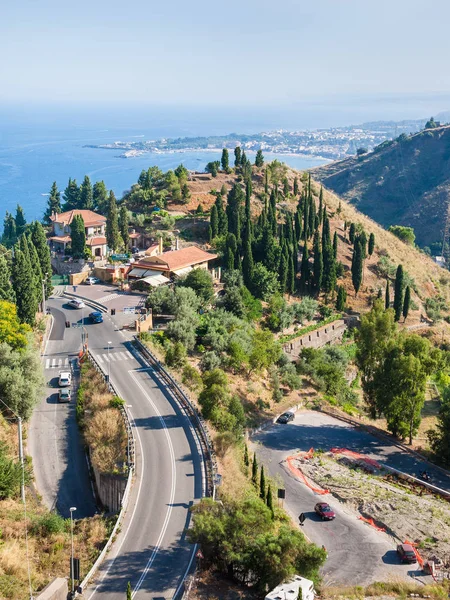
(85, 277, 100, 285)
(68, 298, 86, 309)
(89, 311, 103, 323)
(58, 371, 72, 387)
(131, 246, 140, 254)
(314, 502, 336, 520)
(58, 388, 71, 403)
(277, 411, 295, 424)
(397, 543, 417, 564)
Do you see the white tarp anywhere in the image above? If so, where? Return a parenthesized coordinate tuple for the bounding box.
(173, 266, 193, 278)
(140, 274, 171, 287)
(128, 268, 163, 278)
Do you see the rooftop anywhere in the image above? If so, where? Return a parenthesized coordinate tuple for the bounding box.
(136, 246, 217, 272)
(50, 209, 107, 227)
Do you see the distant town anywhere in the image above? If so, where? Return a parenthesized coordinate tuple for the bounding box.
(85, 117, 429, 160)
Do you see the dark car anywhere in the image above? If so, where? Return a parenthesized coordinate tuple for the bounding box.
(314, 502, 336, 520)
(397, 543, 417, 564)
(89, 311, 103, 323)
(277, 411, 295, 424)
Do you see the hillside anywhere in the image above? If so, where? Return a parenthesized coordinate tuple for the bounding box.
(311, 125, 450, 248)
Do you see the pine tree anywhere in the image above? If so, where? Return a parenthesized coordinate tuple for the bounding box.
(255, 149, 264, 167)
(313, 231, 323, 292)
(368, 232, 375, 257)
(234, 146, 242, 168)
(127, 581, 132, 600)
(336, 285, 347, 311)
(62, 178, 80, 211)
(93, 181, 108, 214)
(221, 148, 229, 172)
(119, 204, 129, 248)
(318, 186, 323, 225)
(0, 253, 15, 302)
(266, 484, 274, 517)
(351, 239, 363, 296)
(15, 205, 26, 237)
(242, 238, 254, 287)
(293, 177, 299, 197)
(252, 454, 258, 486)
(385, 280, 390, 309)
(31, 221, 53, 298)
(349, 223, 356, 244)
(71, 215, 86, 257)
(12, 248, 38, 325)
(259, 465, 266, 500)
(209, 204, 218, 241)
(403, 285, 411, 321)
(244, 444, 249, 467)
(79, 175, 93, 210)
(333, 231, 338, 259)
(106, 191, 120, 252)
(300, 243, 310, 293)
(44, 182, 61, 223)
(393, 264, 404, 322)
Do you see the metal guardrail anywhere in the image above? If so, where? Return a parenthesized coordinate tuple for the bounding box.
(133, 336, 216, 498)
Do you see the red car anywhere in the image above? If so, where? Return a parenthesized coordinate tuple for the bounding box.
(397, 543, 417, 564)
(314, 502, 336, 520)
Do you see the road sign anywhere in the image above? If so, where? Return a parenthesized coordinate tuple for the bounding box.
(213, 473, 222, 487)
(111, 254, 129, 261)
(299, 512, 305, 526)
(123, 307, 136, 314)
(277, 488, 286, 499)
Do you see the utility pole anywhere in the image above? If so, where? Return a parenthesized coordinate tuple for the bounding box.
(18, 417, 25, 502)
(70, 507, 77, 597)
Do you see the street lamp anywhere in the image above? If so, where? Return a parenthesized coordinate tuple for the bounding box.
(107, 341, 112, 383)
(70, 507, 77, 597)
(42, 272, 48, 315)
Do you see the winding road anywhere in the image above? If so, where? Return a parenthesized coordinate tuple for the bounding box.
(29, 297, 203, 599)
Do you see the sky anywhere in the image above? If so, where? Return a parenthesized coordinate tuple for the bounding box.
(1, 0, 450, 115)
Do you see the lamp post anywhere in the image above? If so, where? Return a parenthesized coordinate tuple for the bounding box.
(42, 272, 48, 315)
(107, 341, 112, 383)
(70, 507, 77, 597)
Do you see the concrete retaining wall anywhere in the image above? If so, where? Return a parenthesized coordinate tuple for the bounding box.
(35, 577, 68, 600)
(283, 319, 347, 359)
(92, 464, 128, 513)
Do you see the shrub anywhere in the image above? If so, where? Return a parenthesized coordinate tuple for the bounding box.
(109, 396, 125, 409)
(31, 513, 68, 536)
(165, 341, 187, 368)
(182, 365, 203, 390)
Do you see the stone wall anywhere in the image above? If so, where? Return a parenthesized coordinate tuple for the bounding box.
(51, 256, 90, 276)
(92, 464, 128, 513)
(35, 577, 68, 600)
(283, 319, 348, 360)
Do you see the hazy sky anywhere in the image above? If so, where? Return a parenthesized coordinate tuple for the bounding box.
(1, 0, 450, 107)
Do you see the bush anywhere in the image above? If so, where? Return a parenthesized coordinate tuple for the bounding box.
(31, 512, 68, 536)
(109, 396, 125, 409)
(182, 364, 203, 390)
(165, 341, 187, 367)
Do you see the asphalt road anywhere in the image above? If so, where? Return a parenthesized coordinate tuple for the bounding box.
(251, 410, 443, 586)
(30, 297, 202, 599)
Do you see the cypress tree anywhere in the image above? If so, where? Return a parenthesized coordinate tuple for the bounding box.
(241, 150, 247, 168)
(225, 233, 237, 271)
(71, 214, 86, 257)
(234, 147, 241, 168)
(252, 454, 258, 486)
(313, 231, 323, 292)
(15, 205, 26, 238)
(287, 250, 295, 295)
(119, 204, 129, 248)
(44, 182, 61, 223)
(283, 177, 290, 197)
(264, 168, 269, 194)
(259, 465, 266, 500)
(79, 175, 93, 210)
(215, 194, 228, 236)
(322, 242, 336, 294)
(266, 484, 274, 516)
(2, 212, 17, 247)
(93, 181, 108, 214)
(255, 149, 264, 167)
(31, 221, 53, 298)
(244, 444, 249, 467)
(303, 200, 309, 241)
(393, 264, 404, 322)
(28, 237, 43, 306)
(242, 238, 254, 287)
(210, 204, 219, 240)
(226, 184, 244, 243)
(294, 210, 302, 242)
(300, 243, 310, 293)
(359, 231, 367, 260)
(351, 239, 363, 296)
(349, 223, 356, 244)
(308, 194, 316, 236)
(368, 232, 375, 257)
(403, 285, 411, 322)
(385, 280, 390, 309)
(318, 186, 323, 225)
(322, 211, 331, 249)
(12, 248, 38, 325)
(127, 581, 132, 600)
(106, 191, 120, 252)
(293, 177, 299, 196)
(279, 252, 288, 293)
(0, 253, 15, 302)
(377, 287, 383, 299)
(221, 148, 229, 172)
(333, 231, 338, 259)
(336, 285, 347, 311)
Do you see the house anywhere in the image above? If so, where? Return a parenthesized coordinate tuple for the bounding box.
(265, 576, 315, 600)
(434, 255, 446, 268)
(127, 245, 218, 287)
(49, 210, 108, 258)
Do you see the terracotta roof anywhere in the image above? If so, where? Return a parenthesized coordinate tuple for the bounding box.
(86, 236, 107, 246)
(129, 232, 140, 239)
(50, 210, 106, 227)
(136, 246, 217, 272)
(49, 235, 71, 243)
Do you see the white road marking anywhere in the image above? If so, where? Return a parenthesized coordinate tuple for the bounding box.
(126, 351, 133, 359)
(96, 354, 104, 363)
(58, 358, 62, 367)
(109, 354, 117, 362)
(52, 358, 57, 368)
(102, 354, 109, 362)
(45, 359, 50, 369)
(118, 352, 129, 361)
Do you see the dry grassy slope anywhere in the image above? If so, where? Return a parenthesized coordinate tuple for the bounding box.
(311, 125, 450, 247)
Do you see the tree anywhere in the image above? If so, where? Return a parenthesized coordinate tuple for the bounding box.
(252, 454, 258, 486)
(293, 177, 299, 197)
(119, 204, 129, 248)
(299, 243, 310, 293)
(425, 117, 439, 129)
(127, 581, 132, 600)
(351, 239, 363, 296)
(428, 387, 450, 464)
(206, 161, 220, 177)
(62, 178, 80, 211)
(242, 239, 254, 288)
(403, 286, 411, 322)
(234, 146, 242, 168)
(385, 280, 390, 310)
(349, 223, 356, 244)
(266, 484, 274, 516)
(283, 177, 290, 197)
(79, 175, 93, 210)
(259, 466, 266, 500)
(209, 204, 219, 241)
(71, 214, 86, 258)
(2, 213, 17, 248)
(106, 191, 120, 252)
(44, 182, 61, 223)
(393, 264, 404, 322)
(180, 269, 214, 304)
(11, 248, 38, 326)
(255, 149, 264, 167)
(356, 147, 368, 156)
(251, 263, 279, 300)
(368, 232, 375, 257)
(0, 301, 31, 350)
(388, 225, 415, 246)
(93, 181, 108, 214)
(226, 184, 244, 242)
(0, 255, 14, 303)
(249, 329, 281, 373)
(221, 148, 229, 172)
(30, 221, 53, 298)
(333, 231, 338, 259)
(312, 232, 323, 292)
(244, 444, 249, 467)
(225, 233, 238, 271)
(181, 183, 191, 203)
(336, 286, 347, 311)
(215, 195, 228, 236)
(15, 205, 26, 238)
